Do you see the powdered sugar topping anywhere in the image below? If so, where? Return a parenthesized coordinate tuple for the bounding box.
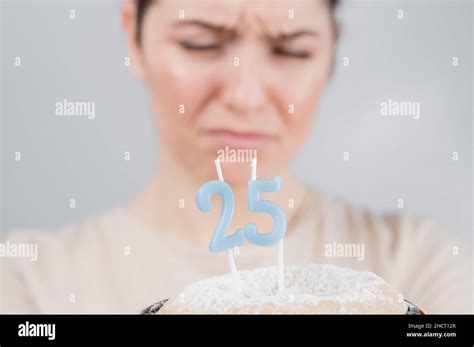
(169, 264, 397, 313)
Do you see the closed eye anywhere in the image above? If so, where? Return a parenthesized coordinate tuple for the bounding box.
(272, 46, 312, 59)
(180, 41, 221, 50)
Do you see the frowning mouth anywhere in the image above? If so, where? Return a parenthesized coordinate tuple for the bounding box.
(203, 129, 276, 150)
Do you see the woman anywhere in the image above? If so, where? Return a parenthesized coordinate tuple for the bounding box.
(2, 0, 471, 313)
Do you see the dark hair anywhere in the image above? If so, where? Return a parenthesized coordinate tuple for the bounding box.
(135, 0, 339, 44)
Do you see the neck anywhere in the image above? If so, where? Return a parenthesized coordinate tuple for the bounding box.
(126, 150, 307, 248)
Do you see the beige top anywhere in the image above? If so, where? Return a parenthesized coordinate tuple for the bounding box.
(1, 188, 472, 314)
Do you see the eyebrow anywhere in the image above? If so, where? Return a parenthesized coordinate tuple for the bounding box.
(171, 19, 232, 33)
(171, 19, 320, 41)
(275, 30, 320, 40)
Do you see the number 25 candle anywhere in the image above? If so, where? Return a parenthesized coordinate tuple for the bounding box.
(196, 158, 287, 294)
(195, 176, 286, 252)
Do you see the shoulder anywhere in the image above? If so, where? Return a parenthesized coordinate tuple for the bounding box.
(304, 186, 468, 255)
(1, 207, 128, 312)
(305, 188, 472, 309)
(1, 207, 125, 289)
(4, 207, 124, 256)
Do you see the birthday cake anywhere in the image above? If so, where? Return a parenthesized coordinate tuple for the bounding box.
(144, 264, 416, 314)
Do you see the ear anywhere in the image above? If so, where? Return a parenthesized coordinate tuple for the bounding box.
(122, 0, 147, 82)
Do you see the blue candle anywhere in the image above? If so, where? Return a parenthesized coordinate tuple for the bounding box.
(196, 180, 246, 253)
(244, 176, 287, 247)
(196, 176, 287, 252)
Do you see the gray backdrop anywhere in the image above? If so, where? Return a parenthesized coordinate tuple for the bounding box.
(1, 0, 472, 242)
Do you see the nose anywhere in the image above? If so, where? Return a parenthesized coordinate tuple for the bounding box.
(219, 47, 267, 114)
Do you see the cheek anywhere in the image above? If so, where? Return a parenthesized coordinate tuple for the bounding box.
(273, 60, 332, 152)
(145, 52, 217, 144)
(290, 73, 327, 131)
(273, 45, 333, 151)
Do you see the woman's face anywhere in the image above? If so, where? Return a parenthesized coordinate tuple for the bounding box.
(126, 0, 336, 185)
